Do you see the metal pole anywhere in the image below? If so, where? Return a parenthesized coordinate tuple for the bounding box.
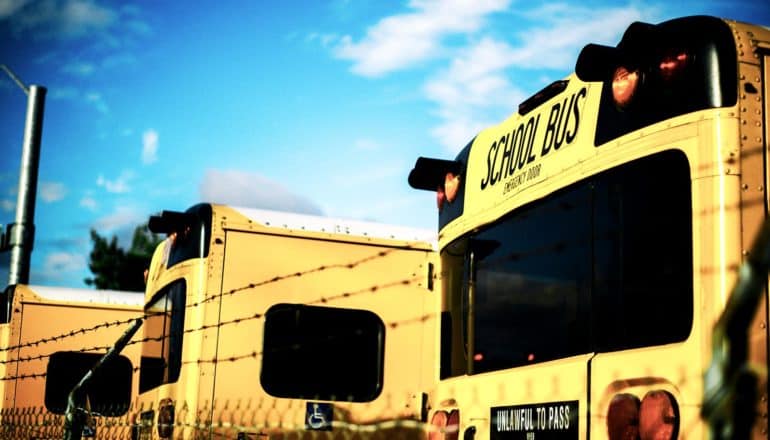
(8, 84, 46, 285)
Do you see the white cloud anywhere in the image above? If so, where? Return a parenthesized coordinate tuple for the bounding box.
(42, 251, 87, 276)
(420, 5, 649, 152)
(142, 129, 158, 164)
(39, 181, 66, 202)
(199, 169, 324, 216)
(80, 196, 97, 211)
(92, 205, 144, 232)
(5, 0, 116, 39)
(0, 0, 30, 18)
(85, 91, 109, 114)
(96, 170, 134, 193)
(49, 86, 79, 100)
(334, 0, 511, 76)
(62, 61, 95, 76)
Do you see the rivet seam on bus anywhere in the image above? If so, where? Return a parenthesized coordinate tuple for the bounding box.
(742, 184, 749, 190)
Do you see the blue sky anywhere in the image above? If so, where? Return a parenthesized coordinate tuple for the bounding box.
(1, 0, 769, 289)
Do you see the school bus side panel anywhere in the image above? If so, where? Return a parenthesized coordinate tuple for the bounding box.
(211, 229, 435, 436)
(1, 287, 143, 438)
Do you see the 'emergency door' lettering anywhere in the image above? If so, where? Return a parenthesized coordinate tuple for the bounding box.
(491, 400, 579, 440)
(480, 87, 587, 193)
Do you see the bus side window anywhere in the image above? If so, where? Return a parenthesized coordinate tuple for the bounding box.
(45, 351, 133, 416)
(261, 304, 385, 402)
(139, 279, 187, 393)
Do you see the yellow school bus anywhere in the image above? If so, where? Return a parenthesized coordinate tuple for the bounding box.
(0, 284, 144, 439)
(128, 203, 437, 439)
(409, 15, 769, 440)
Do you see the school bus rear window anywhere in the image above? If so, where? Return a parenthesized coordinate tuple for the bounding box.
(261, 304, 385, 402)
(440, 150, 693, 377)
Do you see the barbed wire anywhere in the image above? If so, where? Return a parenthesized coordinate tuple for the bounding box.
(0, 273, 434, 382)
(0, 242, 432, 356)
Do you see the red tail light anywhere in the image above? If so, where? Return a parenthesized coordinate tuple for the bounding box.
(444, 173, 460, 203)
(659, 53, 688, 80)
(607, 393, 640, 440)
(611, 66, 640, 109)
(429, 411, 448, 440)
(639, 390, 679, 440)
(446, 409, 460, 440)
(436, 186, 446, 211)
(429, 409, 460, 440)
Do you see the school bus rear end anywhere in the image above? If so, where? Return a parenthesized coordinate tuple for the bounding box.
(410, 15, 769, 440)
(131, 203, 437, 439)
(0, 284, 144, 439)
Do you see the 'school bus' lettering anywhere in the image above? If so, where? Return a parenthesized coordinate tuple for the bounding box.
(410, 14, 770, 440)
(480, 87, 587, 191)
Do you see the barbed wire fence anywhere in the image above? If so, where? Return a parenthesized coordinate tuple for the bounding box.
(0, 243, 446, 439)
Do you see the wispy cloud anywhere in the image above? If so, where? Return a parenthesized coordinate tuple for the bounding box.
(39, 181, 66, 202)
(421, 4, 650, 152)
(142, 129, 158, 164)
(42, 251, 87, 275)
(62, 61, 95, 76)
(200, 169, 324, 216)
(92, 205, 144, 232)
(0, 0, 29, 18)
(49, 86, 110, 114)
(334, 0, 511, 77)
(80, 196, 97, 211)
(97, 170, 134, 193)
(3, 0, 116, 39)
(85, 91, 109, 113)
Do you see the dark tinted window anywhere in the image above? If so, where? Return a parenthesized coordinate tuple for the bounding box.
(440, 150, 692, 376)
(261, 304, 385, 402)
(45, 351, 133, 416)
(139, 279, 186, 393)
(472, 185, 592, 373)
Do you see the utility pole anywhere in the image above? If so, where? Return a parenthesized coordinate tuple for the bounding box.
(0, 65, 46, 287)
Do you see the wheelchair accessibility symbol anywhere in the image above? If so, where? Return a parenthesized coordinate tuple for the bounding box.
(306, 402, 333, 431)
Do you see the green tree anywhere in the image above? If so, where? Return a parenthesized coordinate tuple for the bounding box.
(85, 224, 162, 291)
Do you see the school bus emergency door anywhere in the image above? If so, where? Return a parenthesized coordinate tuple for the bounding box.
(410, 15, 770, 440)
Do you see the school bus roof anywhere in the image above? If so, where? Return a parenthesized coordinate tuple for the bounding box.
(151, 203, 436, 247)
(229, 206, 437, 244)
(12, 284, 145, 307)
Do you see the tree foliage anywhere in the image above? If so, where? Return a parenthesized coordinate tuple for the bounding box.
(85, 224, 162, 292)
